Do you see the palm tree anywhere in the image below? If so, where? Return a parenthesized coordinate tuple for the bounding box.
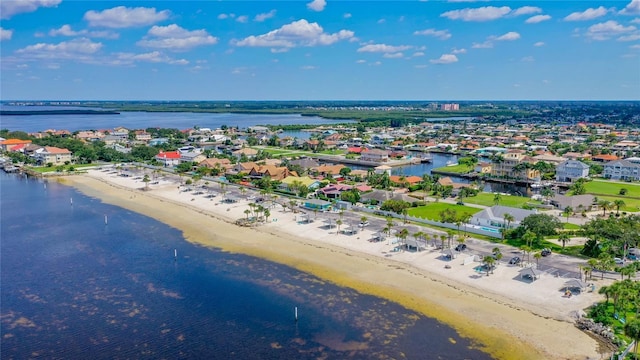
(142, 174, 150, 190)
(624, 319, 640, 359)
(244, 209, 251, 220)
(493, 193, 502, 206)
(336, 219, 343, 236)
(533, 252, 542, 268)
(264, 209, 271, 223)
(598, 199, 611, 216)
(558, 233, 571, 249)
(613, 199, 626, 215)
(521, 245, 532, 264)
(562, 206, 573, 222)
(398, 228, 409, 250)
(503, 213, 514, 229)
(483, 256, 496, 276)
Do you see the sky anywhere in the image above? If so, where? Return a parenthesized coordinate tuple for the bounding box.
(1, 0, 639, 101)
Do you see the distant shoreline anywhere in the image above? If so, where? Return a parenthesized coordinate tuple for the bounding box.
(0, 109, 120, 116)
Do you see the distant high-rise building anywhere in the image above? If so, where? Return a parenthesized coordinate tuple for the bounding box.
(440, 103, 459, 111)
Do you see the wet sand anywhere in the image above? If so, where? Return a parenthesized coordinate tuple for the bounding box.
(62, 171, 607, 360)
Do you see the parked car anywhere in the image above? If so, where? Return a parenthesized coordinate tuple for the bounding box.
(359, 221, 370, 227)
(541, 249, 552, 257)
(509, 257, 521, 265)
(455, 244, 467, 252)
(614, 257, 625, 265)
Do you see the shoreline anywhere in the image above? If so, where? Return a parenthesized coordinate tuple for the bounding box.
(61, 170, 607, 360)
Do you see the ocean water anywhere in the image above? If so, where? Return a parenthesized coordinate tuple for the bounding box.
(0, 109, 353, 133)
(0, 172, 492, 359)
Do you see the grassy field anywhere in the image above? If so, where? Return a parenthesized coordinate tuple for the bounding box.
(462, 192, 539, 208)
(407, 202, 482, 220)
(431, 164, 473, 174)
(585, 180, 640, 197)
(596, 195, 640, 212)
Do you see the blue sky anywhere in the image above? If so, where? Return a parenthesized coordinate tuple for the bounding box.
(1, 0, 639, 101)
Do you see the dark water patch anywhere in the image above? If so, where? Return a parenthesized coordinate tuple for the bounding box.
(1, 173, 491, 359)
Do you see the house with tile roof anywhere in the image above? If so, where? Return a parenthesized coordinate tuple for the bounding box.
(155, 151, 181, 167)
(35, 146, 72, 166)
(470, 205, 537, 229)
(1, 139, 32, 151)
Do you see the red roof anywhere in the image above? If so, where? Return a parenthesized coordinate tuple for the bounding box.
(1, 139, 32, 145)
(156, 151, 180, 159)
(44, 146, 71, 154)
(9, 144, 27, 151)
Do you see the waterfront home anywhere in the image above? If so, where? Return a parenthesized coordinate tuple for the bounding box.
(301, 199, 332, 212)
(550, 194, 595, 212)
(180, 151, 206, 164)
(311, 164, 345, 179)
(109, 143, 131, 154)
(198, 158, 232, 171)
(318, 183, 352, 199)
(149, 138, 169, 146)
(390, 175, 422, 187)
(1, 138, 32, 151)
(490, 150, 540, 180)
(602, 159, 640, 181)
(248, 165, 292, 181)
(279, 176, 321, 193)
(360, 189, 418, 205)
(555, 160, 590, 183)
(437, 177, 473, 191)
(76, 131, 105, 142)
(135, 131, 151, 142)
(563, 152, 592, 161)
(470, 205, 536, 229)
(288, 157, 320, 170)
(532, 154, 566, 166)
(360, 149, 389, 162)
(374, 165, 392, 175)
(475, 162, 492, 174)
(35, 146, 72, 166)
(592, 154, 619, 162)
(232, 147, 259, 160)
(155, 151, 181, 167)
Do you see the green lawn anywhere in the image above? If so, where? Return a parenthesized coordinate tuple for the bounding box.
(407, 202, 482, 220)
(596, 195, 640, 212)
(585, 179, 640, 197)
(432, 164, 473, 174)
(562, 222, 581, 230)
(463, 192, 539, 208)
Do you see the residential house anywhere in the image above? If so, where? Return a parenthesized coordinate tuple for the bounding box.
(232, 147, 259, 160)
(360, 189, 418, 205)
(180, 151, 206, 164)
(318, 183, 352, 199)
(198, 158, 232, 171)
(35, 146, 72, 166)
(135, 131, 151, 142)
(602, 159, 640, 181)
(302, 199, 332, 212)
(470, 205, 536, 229)
(389, 175, 422, 187)
(155, 151, 181, 167)
(311, 164, 345, 179)
(592, 154, 619, 162)
(550, 194, 595, 211)
(288, 157, 320, 170)
(149, 138, 169, 146)
(248, 165, 292, 181)
(279, 176, 321, 192)
(555, 160, 590, 183)
(490, 150, 540, 180)
(360, 149, 389, 162)
(532, 154, 567, 166)
(475, 162, 492, 174)
(1, 138, 32, 151)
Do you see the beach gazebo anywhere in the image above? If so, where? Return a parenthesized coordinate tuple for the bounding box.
(519, 267, 540, 282)
(371, 231, 386, 242)
(323, 218, 336, 229)
(564, 279, 588, 293)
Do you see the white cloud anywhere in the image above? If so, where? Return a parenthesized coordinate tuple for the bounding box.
(521, 56, 534, 62)
(451, 47, 467, 54)
(137, 24, 218, 51)
(1, 0, 61, 20)
(48, 25, 119, 39)
(534, 41, 545, 47)
(301, 65, 316, 70)
(512, 6, 542, 16)
(631, 18, 640, 24)
(383, 52, 404, 58)
(254, 10, 276, 22)
(113, 51, 188, 65)
(357, 44, 412, 53)
(526, 15, 551, 24)
(494, 31, 520, 41)
(0, 27, 13, 41)
(414, 64, 428, 69)
(441, 6, 511, 21)
(620, 0, 640, 15)
(430, 53, 458, 64)
(413, 28, 452, 40)
(412, 51, 425, 57)
(84, 6, 170, 28)
(344, 13, 352, 19)
(236, 15, 249, 23)
(233, 19, 354, 50)
(356, 59, 366, 64)
(472, 41, 493, 48)
(564, 7, 608, 21)
(307, 0, 326, 12)
(618, 33, 640, 41)
(586, 20, 637, 40)
(218, 13, 232, 20)
(16, 38, 102, 60)
(630, 44, 640, 48)
(377, 18, 386, 24)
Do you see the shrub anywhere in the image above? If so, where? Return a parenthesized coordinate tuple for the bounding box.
(588, 303, 612, 326)
(619, 188, 628, 195)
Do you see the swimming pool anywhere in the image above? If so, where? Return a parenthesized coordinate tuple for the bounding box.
(480, 227, 499, 233)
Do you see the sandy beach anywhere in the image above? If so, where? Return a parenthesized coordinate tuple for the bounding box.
(62, 169, 610, 360)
